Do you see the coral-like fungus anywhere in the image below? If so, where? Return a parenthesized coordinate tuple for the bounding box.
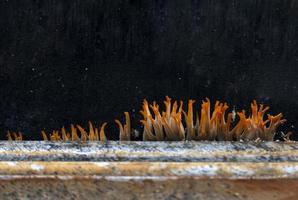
(183, 98, 233, 141)
(140, 97, 185, 141)
(7, 131, 23, 141)
(139, 96, 286, 141)
(231, 101, 286, 141)
(41, 121, 107, 142)
(4, 96, 287, 142)
(115, 112, 131, 141)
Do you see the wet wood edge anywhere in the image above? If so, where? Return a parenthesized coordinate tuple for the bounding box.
(0, 161, 298, 180)
(0, 141, 297, 162)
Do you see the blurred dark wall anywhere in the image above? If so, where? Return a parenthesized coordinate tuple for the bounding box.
(0, 0, 298, 140)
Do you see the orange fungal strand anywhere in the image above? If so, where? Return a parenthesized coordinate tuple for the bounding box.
(99, 122, 108, 142)
(7, 96, 287, 142)
(115, 112, 131, 141)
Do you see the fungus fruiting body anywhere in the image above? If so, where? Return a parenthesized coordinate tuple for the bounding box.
(5, 97, 287, 142)
(41, 122, 108, 142)
(115, 112, 131, 141)
(138, 97, 286, 142)
(7, 131, 23, 141)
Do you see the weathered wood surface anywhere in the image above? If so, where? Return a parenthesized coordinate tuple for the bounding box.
(0, 141, 297, 162)
(0, 141, 297, 199)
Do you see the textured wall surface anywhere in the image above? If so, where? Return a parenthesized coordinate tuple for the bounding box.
(0, 0, 298, 139)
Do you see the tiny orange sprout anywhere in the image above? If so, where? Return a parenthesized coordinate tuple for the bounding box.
(41, 122, 108, 142)
(115, 112, 131, 141)
(7, 131, 23, 141)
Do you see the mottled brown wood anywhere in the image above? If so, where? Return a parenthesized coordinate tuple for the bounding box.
(0, 178, 297, 200)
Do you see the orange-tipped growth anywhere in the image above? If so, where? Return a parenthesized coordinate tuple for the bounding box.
(183, 98, 233, 141)
(115, 112, 131, 141)
(41, 122, 108, 142)
(4, 97, 287, 142)
(140, 96, 185, 141)
(140, 97, 286, 141)
(7, 131, 23, 141)
(234, 101, 287, 141)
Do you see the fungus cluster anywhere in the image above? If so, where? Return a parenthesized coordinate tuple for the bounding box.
(5, 96, 287, 141)
(7, 131, 23, 141)
(41, 122, 107, 142)
(137, 97, 286, 141)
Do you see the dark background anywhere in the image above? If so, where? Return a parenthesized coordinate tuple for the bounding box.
(0, 0, 298, 140)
